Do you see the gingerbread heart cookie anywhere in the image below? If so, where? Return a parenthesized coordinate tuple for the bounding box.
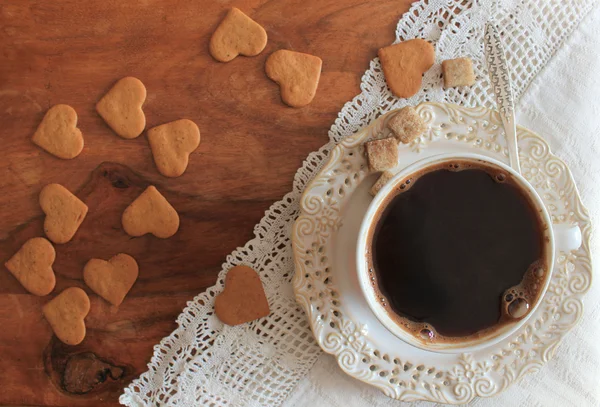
(83, 253, 138, 306)
(32, 104, 84, 159)
(265, 50, 322, 107)
(40, 183, 88, 244)
(147, 119, 201, 178)
(210, 7, 268, 62)
(96, 77, 147, 139)
(215, 265, 270, 326)
(5, 237, 56, 296)
(43, 287, 90, 345)
(378, 39, 435, 98)
(122, 186, 179, 238)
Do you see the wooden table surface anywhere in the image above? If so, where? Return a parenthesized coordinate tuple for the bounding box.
(0, 1, 413, 405)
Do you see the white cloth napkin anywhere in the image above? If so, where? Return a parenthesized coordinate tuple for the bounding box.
(282, 5, 600, 407)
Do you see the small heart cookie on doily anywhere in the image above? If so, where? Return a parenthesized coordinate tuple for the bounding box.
(43, 287, 90, 345)
(147, 119, 201, 178)
(265, 50, 322, 107)
(378, 39, 435, 98)
(83, 253, 138, 306)
(122, 186, 179, 238)
(210, 7, 268, 62)
(5, 237, 56, 296)
(32, 104, 84, 159)
(96, 77, 147, 139)
(40, 183, 88, 244)
(215, 265, 270, 326)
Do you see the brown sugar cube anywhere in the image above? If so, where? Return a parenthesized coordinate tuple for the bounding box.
(370, 171, 395, 196)
(365, 137, 398, 172)
(388, 106, 427, 144)
(442, 57, 476, 88)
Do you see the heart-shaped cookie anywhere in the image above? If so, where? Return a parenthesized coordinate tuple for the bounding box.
(40, 183, 88, 244)
(32, 104, 84, 159)
(83, 253, 138, 306)
(147, 119, 201, 178)
(5, 237, 56, 296)
(378, 39, 435, 98)
(43, 287, 90, 345)
(122, 186, 179, 238)
(209, 7, 268, 62)
(214, 265, 270, 326)
(265, 50, 322, 107)
(96, 77, 146, 139)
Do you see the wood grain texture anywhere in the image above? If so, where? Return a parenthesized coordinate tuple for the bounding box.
(0, 0, 413, 405)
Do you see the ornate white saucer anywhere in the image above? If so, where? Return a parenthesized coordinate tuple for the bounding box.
(292, 102, 592, 404)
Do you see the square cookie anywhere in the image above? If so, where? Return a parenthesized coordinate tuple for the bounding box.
(388, 106, 427, 144)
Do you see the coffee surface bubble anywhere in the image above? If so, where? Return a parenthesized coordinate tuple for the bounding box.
(508, 298, 530, 318)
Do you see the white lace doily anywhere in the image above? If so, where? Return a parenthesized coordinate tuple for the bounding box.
(120, 1, 595, 405)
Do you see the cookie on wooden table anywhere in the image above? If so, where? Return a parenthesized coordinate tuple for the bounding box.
(365, 137, 398, 172)
(40, 183, 88, 244)
(442, 57, 475, 88)
(96, 77, 147, 139)
(43, 287, 90, 345)
(147, 119, 201, 178)
(5, 237, 56, 296)
(378, 39, 435, 98)
(122, 186, 179, 238)
(388, 106, 427, 144)
(210, 7, 268, 62)
(265, 50, 322, 107)
(32, 104, 84, 159)
(83, 253, 138, 306)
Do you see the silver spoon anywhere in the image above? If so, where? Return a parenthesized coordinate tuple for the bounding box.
(484, 22, 521, 174)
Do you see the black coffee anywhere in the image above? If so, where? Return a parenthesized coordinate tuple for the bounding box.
(368, 161, 548, 342)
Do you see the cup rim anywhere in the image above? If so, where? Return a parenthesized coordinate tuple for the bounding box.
(356, 152, 556, 354)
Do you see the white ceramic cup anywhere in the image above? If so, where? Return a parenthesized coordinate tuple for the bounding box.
(357, 153, 582, 353)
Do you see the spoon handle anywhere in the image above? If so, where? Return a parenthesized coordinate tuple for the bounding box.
(484, 22, 521, 174)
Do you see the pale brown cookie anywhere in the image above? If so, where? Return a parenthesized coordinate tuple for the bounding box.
(442, 57, 475, 88)
(43, 287, 90, 345)
(96, 77, 146, 139)
(40, 183, 88, 244)
(370, 171, 395, 196)
(122, 186, 179, 238)
(378, 39, 435, 98)
(32, 104, 84, 159)
(365, 137, 398, 172)
(214, 265, 270, 326)
(83, 253, 138, 306)
(5, 237, 56, 296)
(147, 119, 201, 178)
(265, 50, 322, 107)
(388, 106, 427, 144)
(210, 7, 268, 62)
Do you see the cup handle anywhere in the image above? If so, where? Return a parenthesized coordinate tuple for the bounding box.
(553, 224, 582, 252)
